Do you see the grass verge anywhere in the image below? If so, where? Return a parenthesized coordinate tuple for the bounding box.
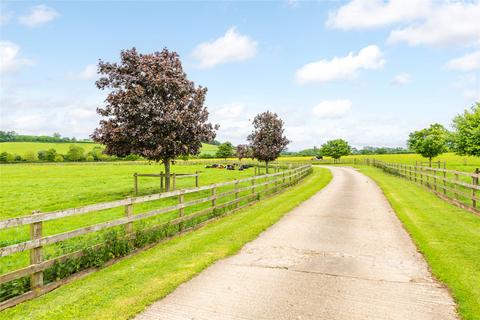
(0, 167, 332, 320)
(358, 166, 480, 320)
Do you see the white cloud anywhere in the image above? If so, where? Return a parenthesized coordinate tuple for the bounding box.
(295, 45, 385, 84)
(390, 72, 411, 86)
(191, 27, 257, 68)
(18, 5, 59, 27)
(311, 99, 352, 119)
(326, 0, 430, 30)
(0, 41, 34, 75)
(446, 50, 480, 72)
(213, 103, 245, 119)
(387, 2, 480, 47)
(78, 64, 98, 80)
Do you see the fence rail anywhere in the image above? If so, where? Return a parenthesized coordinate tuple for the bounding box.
(366, 159, 479, 215)
(0, 164, 312, 310)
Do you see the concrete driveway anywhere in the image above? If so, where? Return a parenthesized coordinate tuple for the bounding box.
(135, 166, 458, 320)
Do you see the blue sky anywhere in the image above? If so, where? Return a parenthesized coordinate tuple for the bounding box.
(1, 0, 479, 150)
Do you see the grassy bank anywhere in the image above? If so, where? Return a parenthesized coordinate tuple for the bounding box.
(0, 167, 332, 319)
(358, 166, 480, 320)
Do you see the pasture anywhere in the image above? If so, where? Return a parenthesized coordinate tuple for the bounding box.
(0, 161, 277, 278)
(0, 142, 218, 157)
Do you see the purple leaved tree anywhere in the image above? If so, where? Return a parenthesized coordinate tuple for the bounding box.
(92, 48, 218, 190)
(247, 111, 289, 173)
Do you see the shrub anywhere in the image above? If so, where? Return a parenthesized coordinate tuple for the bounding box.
(86, 155, 95, 162)
(54, 154, 64, 162)
(23, 151, 38, 162)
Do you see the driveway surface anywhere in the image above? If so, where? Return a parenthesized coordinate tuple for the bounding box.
(136, 166, 458, 320)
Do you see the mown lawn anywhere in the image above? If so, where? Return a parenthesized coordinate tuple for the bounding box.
(0, 167, 332, 320)
(358, 166, 480, 320)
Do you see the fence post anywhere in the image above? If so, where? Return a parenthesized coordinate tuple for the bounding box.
(30, 210, 43, 295)
(195, 171, 199, 188)
(235, 181, 239, 208)
(454, 172, 459, 199)
(433, 169, 437, 191)
(172, 173, 176, 191)
(178, 191, 185, 231)
(443, 163, 447, 195)
(251, 178, 255, 196)
(160, 171, 164, 192)
(212, 186, 217, 209)
(125, 199, 134, 234)
(254, 166, 257, 176)
(472, 168, 479, 209)
(134, 173, 138, 195)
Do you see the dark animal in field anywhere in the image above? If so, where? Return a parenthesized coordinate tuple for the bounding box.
(239, 164, 252, 170)
(226, 165, 235, 170)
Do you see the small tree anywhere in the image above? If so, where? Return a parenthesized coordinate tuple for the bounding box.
(66, 145, 85, 162)
(408, 123, 449, 166)
(320, 139, 351, 161)
(451, 103, 480, 157)
(216, 142, 234, 160)
(236, 144, 251, 161)
(92, 48, 217, 190)
(247, 111, 289, 173)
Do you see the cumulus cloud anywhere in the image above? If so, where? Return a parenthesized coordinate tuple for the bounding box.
(0, 41, 34, 75)
(326, 0, 430, 30)
(18, 4, 59, 27)
(390, 73, 411, 86)
(311, 99, 352, 119)
(387, 2, 480, 47)
(213, 103, 245, 119)
(78, 64, 98, 80)
(446, 50, 480, 72)
(295, 45, 385, 84)
(191, 27, 257, 68)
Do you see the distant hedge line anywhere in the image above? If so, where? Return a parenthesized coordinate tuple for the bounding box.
(0, 144, 222, 164)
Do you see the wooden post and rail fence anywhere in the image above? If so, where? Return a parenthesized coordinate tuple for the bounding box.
(133, 171, 200, 195)
(366, 159, 480, 215)
(0, 164, 312, 310)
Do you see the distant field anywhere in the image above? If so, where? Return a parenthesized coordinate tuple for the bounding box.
(0, 142, 218, 156)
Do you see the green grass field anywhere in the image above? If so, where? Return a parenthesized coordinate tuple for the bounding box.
(358, 166, 480, 320)
(0, 162, 260, 275)
(0, 142, 218, 157)
(0, 167, 331, 320)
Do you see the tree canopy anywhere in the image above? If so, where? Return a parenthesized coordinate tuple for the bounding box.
(92, 47, 217, 190)
(407, 123, 449, 163)
(451, 103, 480, 157)
(247, 111, 289, 172)
(235, 144, 251, 161)
(216, 142, 234, 159)
(320, 139, 351, 160)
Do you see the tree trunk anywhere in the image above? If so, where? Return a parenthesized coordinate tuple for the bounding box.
(266, 161, 269, 174)
(429, 158, 432, 167)
(163, 159, 171, 191)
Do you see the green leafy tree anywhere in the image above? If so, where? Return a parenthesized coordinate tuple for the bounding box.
(54, 154, 64, 162)
(451, 103, 480, 157)
(320, 139, 351, 161)
(66, 145, 85, 161)
(408, 123, 449, 165)
(216, 142, 234, 159)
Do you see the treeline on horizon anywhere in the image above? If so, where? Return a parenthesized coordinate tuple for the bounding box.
(0, 131, 92, 143)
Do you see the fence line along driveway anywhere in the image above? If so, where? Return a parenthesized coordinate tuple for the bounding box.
(136, 166, 457, 320)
